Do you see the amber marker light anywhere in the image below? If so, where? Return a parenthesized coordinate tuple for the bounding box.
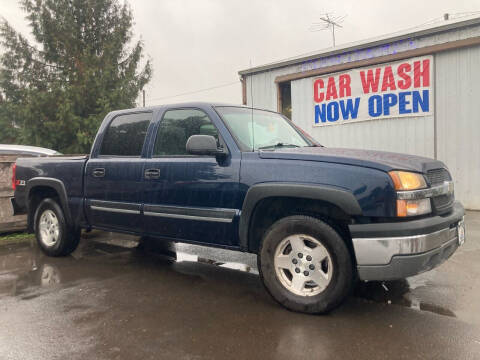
(389, 171, 427, 191)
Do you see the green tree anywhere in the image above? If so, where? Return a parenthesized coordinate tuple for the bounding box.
(0, 0, 152, 153)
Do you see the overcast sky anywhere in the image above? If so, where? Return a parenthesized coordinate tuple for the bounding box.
(2, 0, 479, 106)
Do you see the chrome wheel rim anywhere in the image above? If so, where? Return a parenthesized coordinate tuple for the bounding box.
(38, 210, 60, 247)
(274, 234, 333, 297)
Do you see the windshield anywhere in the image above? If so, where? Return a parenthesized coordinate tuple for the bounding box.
(215, 107, 312, 151)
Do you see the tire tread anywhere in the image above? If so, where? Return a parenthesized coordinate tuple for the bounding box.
(258, 215, 353, 314)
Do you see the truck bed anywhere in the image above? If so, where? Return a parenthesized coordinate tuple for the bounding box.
(13, 155, 89, 221)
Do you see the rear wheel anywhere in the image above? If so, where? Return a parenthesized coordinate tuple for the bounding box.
(34, 198, 80, 256)
(258, 215, 353, 314)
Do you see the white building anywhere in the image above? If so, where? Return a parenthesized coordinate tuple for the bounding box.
(239, 16, 480, 210)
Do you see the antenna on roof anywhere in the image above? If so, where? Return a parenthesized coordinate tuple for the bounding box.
(249, 59, 255, 151)
(309, 13, 347, 47)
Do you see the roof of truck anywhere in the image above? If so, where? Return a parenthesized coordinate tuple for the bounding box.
(107, 102, 253, 114)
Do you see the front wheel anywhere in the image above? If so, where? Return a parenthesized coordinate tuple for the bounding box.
(34, 198, 80, 257)
(258, 215, 353, 314)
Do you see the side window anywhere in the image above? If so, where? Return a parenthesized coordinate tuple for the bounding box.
(153, 109, 219, 156)
(100, 112, 151, 156)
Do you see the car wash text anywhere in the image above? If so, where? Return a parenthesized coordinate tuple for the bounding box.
(313, 56, 433, 125)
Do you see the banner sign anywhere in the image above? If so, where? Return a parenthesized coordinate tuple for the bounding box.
(313, 56, 433, 126)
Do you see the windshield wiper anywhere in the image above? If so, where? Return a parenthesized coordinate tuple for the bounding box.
(258, 143, 300, 150)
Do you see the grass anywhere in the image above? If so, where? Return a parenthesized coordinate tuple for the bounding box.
(0, 232, 34, 245)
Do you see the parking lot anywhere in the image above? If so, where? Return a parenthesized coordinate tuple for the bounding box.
(0, 212, 479, 360)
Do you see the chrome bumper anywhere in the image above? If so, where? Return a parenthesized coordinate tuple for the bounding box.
(350, 203, 465, 280)
(352, 225, 460, 266)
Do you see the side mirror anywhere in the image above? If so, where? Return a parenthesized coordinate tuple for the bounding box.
(186, 135, 226, 156)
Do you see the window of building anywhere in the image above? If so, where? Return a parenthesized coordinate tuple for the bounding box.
(153, 109, 219, 156)
(100, 112, 151, 156)
(280, 82, 292, 119)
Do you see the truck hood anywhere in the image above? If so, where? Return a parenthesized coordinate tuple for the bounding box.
(258, 147, 446, 173)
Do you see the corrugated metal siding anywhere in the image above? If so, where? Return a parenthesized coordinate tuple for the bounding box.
(246, 67, 293, 110)
(436, 46, 480, 210)
(290, 77, 435, 157)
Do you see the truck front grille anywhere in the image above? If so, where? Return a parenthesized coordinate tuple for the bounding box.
(426, 168, 454, 214)
(426, 168, 451, 185)
(432, 194, 453, 211)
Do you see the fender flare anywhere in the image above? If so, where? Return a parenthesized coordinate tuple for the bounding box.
(26, 177, 73, 227)
(239, 183, 362, 250)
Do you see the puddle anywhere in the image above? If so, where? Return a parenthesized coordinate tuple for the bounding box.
(0, 238, 135, 298)
(137, 237, 259, 274)
(0, 233, 458, 319)
(354, 280, 456, 318)
(176, 251, 258, 274)
(170, 245, 456, 318)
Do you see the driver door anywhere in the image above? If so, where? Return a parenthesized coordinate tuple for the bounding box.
(142, 107, 241, 246)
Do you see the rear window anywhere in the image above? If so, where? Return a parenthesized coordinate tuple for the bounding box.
(100, 112, 151, 156)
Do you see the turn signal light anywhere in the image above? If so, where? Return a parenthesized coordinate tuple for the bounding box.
(397, 199, 431, 217)
(389, 171, 427, 191)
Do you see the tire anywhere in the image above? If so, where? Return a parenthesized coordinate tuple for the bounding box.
(34, 198, 80, 257)
(258, 215, 353, 314)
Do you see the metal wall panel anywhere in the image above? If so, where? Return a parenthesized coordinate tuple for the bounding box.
(291, 77, 435, 157)
(435, 46, 480, 210)
(246, 67, 292, 109)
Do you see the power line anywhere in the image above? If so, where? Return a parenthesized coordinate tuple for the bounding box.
(148, 81, 240, 102)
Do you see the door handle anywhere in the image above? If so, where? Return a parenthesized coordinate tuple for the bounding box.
(144, 168, 160, 179)
(92, 168, 105, 178)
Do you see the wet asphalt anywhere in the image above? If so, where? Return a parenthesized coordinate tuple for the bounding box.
(0, 213, 479, 360)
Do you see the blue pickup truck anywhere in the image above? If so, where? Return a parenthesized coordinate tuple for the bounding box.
(12, 102, 465, 313)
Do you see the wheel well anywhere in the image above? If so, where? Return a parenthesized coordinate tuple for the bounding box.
(248, 197, 355, 260)
(27, 186, 61, 232)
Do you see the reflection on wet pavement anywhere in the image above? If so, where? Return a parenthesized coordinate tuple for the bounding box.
(354, 279, 456, 317)
(177, 252, 258, 274)
(0, 211, 479, 359)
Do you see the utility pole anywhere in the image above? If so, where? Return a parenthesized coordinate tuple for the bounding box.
(309, 13, 346, 47)
(142, 89, 145, 107)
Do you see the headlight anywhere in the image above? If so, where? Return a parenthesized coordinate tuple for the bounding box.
(389, 171, 431, 217)
(389, 171, 427, 190)
(396, 199, 431, 217)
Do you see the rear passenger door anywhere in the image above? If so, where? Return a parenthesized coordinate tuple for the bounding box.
(142, 107, 241, 246)
(85, 111, 152, 233)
